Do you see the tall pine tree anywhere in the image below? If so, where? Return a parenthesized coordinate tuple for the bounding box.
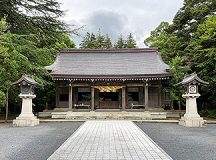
(80, 31, 113, 49)
(0, 0, 69, 37)
(104, 34, 112, 49)
(125, 33, 137, 48)
(114, 34, 125, 48)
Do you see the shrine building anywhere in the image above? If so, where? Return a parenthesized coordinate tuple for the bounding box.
(46, 48, 172, 111)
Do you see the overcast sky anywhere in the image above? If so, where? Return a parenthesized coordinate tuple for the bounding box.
(57, 0, 184, 47)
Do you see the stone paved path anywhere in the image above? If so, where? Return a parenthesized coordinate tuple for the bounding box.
(48, 121, 172, 160)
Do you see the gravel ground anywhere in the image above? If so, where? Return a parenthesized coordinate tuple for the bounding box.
(1, 121, 215, 160)
(135, 122, 216, 160)
(0, 122, 83, 160)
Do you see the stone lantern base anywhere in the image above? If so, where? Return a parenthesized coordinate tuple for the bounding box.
(13, 94, 39, 127)
(179, 117, 205, 127)
(178, 93, 205, 127)
(13, 116, 39, 127)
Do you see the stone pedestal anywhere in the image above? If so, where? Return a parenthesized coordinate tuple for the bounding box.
(179, 93, 205, 127)
(13, 94, 39, 127)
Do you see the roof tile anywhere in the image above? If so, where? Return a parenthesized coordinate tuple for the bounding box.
(46, 48, 170, 78)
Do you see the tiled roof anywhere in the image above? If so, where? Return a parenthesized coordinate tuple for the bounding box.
(46, 48, 171, 78)
(175, 72, 209, 86)
(13, 75, 38, 85)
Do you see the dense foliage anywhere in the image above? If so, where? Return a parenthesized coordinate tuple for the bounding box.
(144, 0, 216, 107)
(0, 0, 68, 36)
(80, 32, 137, 49)
(114, 33, 137, 48)
(80, 32, 113, 49)
(125, 33, 137, 48)
(0, 0, 75, 111)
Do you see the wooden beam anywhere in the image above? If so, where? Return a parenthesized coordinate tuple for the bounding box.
(73, 83, 90, 87)
(122, 87, 126, 111)
(69, 84, 73, 111)
(91, 87, 95, 111)
(126, 83, 145, 87)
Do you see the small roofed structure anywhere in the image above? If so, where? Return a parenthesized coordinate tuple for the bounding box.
(13, 75, 37, 85)
(176, 72, 208, 95)
(12, 75, 39, 127)
(177, 72, 208, 127)
(13, 75, 38, 95)
(176, 72, 209, 87)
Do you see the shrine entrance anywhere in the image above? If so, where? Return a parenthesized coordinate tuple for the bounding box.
(94, 86, 123, 109)
(99, 92, 120, 109)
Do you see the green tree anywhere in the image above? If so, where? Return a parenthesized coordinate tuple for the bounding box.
(0, 18, 28, 106)
(114, 35, 125, 48)
(96, 31, 105, 48)
(79, 32, 91, 48)
(125, 33, 137, 48)
(0, 0, 68, 36)
(169, 0, 216, 56)
(80, 32, 98, 48)
(144, 0, 216, 107)
(104, 34, 112, 49)
(144, 22, 170, 47)
(80, 31, 112, 49)
(144, 22, 179, 62)
(0, 17, 75, 118)
(168, 55, 189, 111)
(187, 15, 216, 104)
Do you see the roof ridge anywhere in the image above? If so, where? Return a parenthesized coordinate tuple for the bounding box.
(59, 48, 158, 53)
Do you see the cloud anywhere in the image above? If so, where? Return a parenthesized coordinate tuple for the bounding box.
(68, 9, 130, 46)
(58, 0, 184, 47)
(82, 9, 128, 41)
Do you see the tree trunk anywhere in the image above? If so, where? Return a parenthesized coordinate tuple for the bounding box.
(178, 101, 181, 118)
(5, 89, 8, 123)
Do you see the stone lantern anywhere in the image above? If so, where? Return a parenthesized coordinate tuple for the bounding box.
(176, 72, 208, 127)
(12, 75, 39, 127)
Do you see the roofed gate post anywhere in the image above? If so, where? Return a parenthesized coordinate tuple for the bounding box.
(12, 75, 39, 127)
(176, 73, 208, 127)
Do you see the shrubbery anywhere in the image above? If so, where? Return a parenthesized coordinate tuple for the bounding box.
(199, 109, 216, 119)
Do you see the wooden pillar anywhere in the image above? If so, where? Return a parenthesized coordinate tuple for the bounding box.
(138, 87, 143, 104)
(158, 85, 162, 107)
(144, 82, 149, 110)
(91, 87, 95, 111)
(122, 87, 126, 111)
(73, 87, 78, 105)
(56, 81, 60, 108)
(125, 86, 128, 108)
(69, 84, 73, 111)
(95, 89, 99, 109)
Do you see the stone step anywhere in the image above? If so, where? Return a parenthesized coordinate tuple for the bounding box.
(39, 111, 168, 120)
